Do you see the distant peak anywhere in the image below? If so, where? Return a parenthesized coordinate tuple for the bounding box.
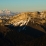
(0, 9, 15, 15)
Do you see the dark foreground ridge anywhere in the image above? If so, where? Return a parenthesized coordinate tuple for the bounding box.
(0, 25, 46, 46)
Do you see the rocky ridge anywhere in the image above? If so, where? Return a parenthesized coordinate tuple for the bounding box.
(8, 11, 46, 26)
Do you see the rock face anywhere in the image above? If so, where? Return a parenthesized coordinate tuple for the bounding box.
(9, 12, 31, 26)
(9, 11, 46, 26)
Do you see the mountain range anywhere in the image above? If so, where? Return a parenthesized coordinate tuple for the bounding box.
(0, 9, 19, 16)
(0, 11, 46, 46)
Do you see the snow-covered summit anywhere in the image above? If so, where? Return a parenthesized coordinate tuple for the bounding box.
(0, 9, 15, 16)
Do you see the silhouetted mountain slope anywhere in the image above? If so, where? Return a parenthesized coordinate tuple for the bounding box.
(0, 25, 15, 46)
(20, 26, 45, 38)
(27, 20, 46, 32)
(32, 34, 46, 46)
(0, 32, 14, 46)
(40, 25, 46, 31)
(40, 23, 46, 31)
(0, 25, 46, 46)
(5, 24, 45, 38)
(0, 25, 11, 35)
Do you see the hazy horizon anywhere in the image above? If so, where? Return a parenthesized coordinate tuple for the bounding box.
(0, 0, 46, 12)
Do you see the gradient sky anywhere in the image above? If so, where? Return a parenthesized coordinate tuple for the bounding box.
(0, 0, 46, 12)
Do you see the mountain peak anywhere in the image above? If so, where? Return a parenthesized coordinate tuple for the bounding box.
(9, 12, 31, 26)
(0, 9, 15, 16)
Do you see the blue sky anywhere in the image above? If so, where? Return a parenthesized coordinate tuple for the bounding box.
(0, 0, 46, 12)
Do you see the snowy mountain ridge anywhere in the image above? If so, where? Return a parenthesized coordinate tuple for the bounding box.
(8, 12, 46, 26)
(0, 9, 15, 16)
